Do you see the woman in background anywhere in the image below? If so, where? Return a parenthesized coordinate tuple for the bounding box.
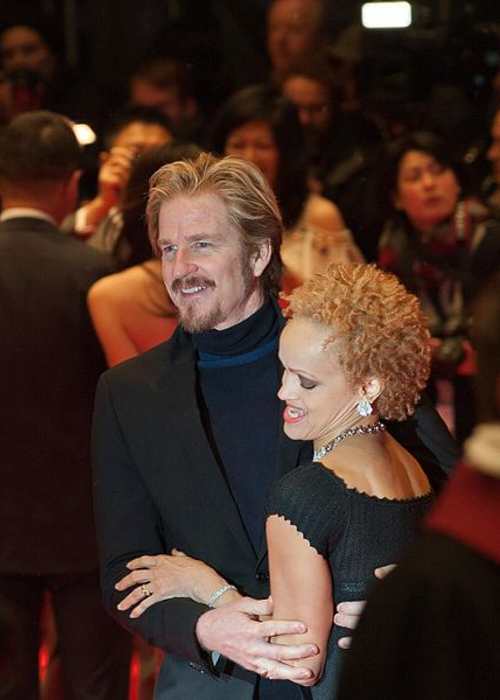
(377, 130, 500, 443)
(210, 84, 363, 291)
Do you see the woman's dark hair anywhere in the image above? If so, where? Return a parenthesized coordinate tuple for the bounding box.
(378, 130, 463, 224)
(115, 141, 201, 268)
(209, 84, 308, 228)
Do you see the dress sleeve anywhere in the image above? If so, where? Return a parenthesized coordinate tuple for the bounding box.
(266, 463, 346, 559)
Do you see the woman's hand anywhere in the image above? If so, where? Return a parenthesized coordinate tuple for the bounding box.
(115, 549, 238, 618)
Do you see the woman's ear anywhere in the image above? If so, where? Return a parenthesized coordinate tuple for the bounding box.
(360, 377, 384, 404)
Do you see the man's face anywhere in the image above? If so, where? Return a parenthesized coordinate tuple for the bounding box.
(130, 79, 192, 127)
(0, 26, 55, 80)
(282, 75, 332, 133)
(158, 192, 265, 332)
(111, 120, 172, 153)
(267, 0, 321, 77)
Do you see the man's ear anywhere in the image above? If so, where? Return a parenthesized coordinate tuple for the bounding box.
(251, 239, 272, 278)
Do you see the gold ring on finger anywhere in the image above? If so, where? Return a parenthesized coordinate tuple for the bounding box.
(140, 584, 152, 598)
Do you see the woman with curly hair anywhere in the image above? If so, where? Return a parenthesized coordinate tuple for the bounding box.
(264, 263, 433, 698)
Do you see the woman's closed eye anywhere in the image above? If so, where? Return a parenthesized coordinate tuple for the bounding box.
(299, 375, 318, 390)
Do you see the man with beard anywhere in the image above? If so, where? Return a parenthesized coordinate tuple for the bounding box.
(92, 153, 456, 699)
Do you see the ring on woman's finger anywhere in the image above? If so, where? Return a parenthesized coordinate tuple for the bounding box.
(140, 584, 153, 598)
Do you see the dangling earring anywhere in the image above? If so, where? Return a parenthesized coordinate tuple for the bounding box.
(357, 396, 373, 417)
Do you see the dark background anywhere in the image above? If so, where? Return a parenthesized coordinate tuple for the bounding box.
(2, 0, 499, 118)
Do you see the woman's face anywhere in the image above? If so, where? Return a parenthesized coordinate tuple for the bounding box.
(278, 317, 361, 445)
(394, 149, 460, 232)
(224, 120, 279, 189)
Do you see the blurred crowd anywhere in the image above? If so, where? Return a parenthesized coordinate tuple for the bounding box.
(1, 1, 500, 698)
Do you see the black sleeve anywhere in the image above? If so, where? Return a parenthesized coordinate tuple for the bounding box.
(386, 393, 459, 492)
(91, 374, 215, 670)
(266, 464, 343, 558)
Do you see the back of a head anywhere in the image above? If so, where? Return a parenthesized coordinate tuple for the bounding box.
(0, 110, 80, 184)
(131, 57, 194, 101)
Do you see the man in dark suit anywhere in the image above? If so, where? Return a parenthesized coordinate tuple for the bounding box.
(92, 153, 457, 699)
(0, 111, 131, 699)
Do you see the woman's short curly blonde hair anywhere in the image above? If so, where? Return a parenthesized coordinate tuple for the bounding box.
(285, 264, 431, 421)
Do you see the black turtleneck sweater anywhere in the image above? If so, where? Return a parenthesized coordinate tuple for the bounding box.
(192, 298, 283, 553)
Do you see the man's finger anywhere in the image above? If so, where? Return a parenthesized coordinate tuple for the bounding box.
(334, 600, 365, 628)
(256, 660, 313, 682)
(235, 596, 274, 617)
(337, 636, 352, 650)
(263, 640, 318, 662)
(375, 563, 396, 579)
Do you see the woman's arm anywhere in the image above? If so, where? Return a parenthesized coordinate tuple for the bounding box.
(266, 514, 333, 686)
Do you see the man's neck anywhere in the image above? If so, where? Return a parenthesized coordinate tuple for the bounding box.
(1, 198, 61, 225)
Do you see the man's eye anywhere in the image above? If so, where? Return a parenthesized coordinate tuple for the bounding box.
(194, 241, 211, 250)
(299, 376, 317, 390)
(161, 245, 176, 257)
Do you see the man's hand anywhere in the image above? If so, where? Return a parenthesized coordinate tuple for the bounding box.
(335, 564, 397, 648)
(196, 596, 318, 683)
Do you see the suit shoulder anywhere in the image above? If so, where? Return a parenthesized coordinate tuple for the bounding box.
(101, 328, 191, 389)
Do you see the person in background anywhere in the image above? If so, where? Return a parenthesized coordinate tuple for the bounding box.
(0, 111, 131, 699)
(337, 270, 500, 700)
(128, 57, 202, 143)
(210, 84, 363, 292)
(65, 106, 173, 249)
(87, 142, 200, 367)
(483, 102, 500, 213)
(377, 130, 500, 444)
(0, 20, 104, 128)
(266, 0, 325, 84)
(280, 57, 382, 260)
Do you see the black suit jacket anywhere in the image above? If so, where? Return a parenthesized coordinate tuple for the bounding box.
(0, 217, 114, 574)
(92, 317, 458, 695)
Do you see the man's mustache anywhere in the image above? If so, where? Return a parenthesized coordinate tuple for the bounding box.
(171, 276, 216, 294)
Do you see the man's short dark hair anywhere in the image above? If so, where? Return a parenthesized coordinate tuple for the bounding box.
(131, 57, 194, 101)
(102, 106, 172, 150)
(0, 110, 80, 182)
